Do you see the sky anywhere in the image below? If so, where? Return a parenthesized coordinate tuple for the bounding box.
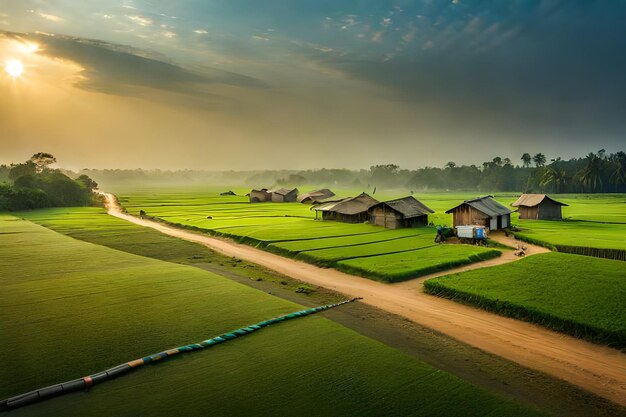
(0, 0, 625, 170)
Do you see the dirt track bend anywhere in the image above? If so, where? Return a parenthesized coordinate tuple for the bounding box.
(104, 193, 626, 406)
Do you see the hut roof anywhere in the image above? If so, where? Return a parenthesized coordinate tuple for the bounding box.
(372, 196, 434, 218)
(298, 188, 335, 203)
(445, 196, 511, 216)
(511, 194, 568, 207)
(269, 187, 298, 196)
(313, 193, 379, 215)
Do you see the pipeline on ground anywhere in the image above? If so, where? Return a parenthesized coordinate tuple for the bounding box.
(0, 298, 361, 412)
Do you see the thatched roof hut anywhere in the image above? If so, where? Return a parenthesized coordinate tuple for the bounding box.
(511, 194, 567, 220)
(268, 187, 299, 202)
(249, 188, 271, 203)
(313, 193, 379, 223)
(368, 196, 434, 229)
(445, 196, 511, 230)
(298, 189, 335, 204)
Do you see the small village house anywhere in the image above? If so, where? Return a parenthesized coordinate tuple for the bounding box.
(249, 188, 271, 203)
(313, 193, 379, 223)
(445, 196, 511, 230)
(269, 187, 299, 202)
(511, 194, 568, 220)
(368, 196, 434, 229)
(298, 189, 335, 204)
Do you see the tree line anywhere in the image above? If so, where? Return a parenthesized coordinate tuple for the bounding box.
(0, 153, 99, 211)
(274, 150, 626, 193)
(3, 150, 623, 199)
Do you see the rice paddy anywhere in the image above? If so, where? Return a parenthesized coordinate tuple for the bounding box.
(0, 214, 540, 416)
(116, 189, 502, 281)
(424, 253, 626, 347)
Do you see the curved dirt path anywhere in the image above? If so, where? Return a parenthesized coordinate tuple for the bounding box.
(104, 193, 626, 406)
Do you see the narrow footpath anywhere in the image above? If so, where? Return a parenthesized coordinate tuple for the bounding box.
(104, 193, 626, 407)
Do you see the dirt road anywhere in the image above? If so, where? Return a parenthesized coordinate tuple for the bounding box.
(104, 193, 626, 406)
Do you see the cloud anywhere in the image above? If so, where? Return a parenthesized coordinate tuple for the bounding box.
(126, 15, 152, 27)
(340, 15, 359, 30)
(371, 31, 384, 42)
(28, 10, 64, 23)
(193, 29, 208, 34)
(0, 31, 267, 99)
(162, 31, 176, 38)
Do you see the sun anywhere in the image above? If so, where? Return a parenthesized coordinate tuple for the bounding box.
(4, 59, 25, 78)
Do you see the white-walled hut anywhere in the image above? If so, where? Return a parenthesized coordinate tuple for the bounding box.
(368, 196, 434, 229)
(313, 193, 379, 223)
(511, 194, 568, 220)
(298, 189, 335, 204)
(269, 187, 299, 202)
(249, 188, 271, 203)
(445, 196, 511, 230)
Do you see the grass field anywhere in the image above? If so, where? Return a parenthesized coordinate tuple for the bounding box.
(0, 213, 541, 416)
(424, 253, 626, 348)
(116, 189, 501, 281)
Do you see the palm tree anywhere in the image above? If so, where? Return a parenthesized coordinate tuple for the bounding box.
(541, 167, 568, 193)
(532, 153, 546, 168)
(609, 151, 626, 189)
(578, 152, 603, 192)
(521, 153, 531, 168)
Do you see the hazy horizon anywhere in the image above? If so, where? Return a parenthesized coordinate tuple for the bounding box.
(2, 1, 625, 170)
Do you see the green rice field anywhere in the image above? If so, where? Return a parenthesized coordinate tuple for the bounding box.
(0, 214, 540, 416)
(424, 253, 626, 348)
(116, 189, 501, 281)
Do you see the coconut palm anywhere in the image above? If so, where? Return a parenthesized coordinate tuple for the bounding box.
(532, 153, 546, 168)
(520, 153, 531, 168)
(609, 151, 626, 188)
(540, 167, 568, 193)
(577, 152, 603, 191)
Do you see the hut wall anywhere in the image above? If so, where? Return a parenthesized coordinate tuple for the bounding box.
(322, 211, 367, 223)
(271, 193, 285, 203)
(451, 205, 490, 227)
(369, 206, 402, 229)
(249, 190, 270, 203)
(518, 206, 539, 219)
(405, 215, 428, 227)
(283, 191, 298, 202)
(502, 213, 510, 228)
(538, 201, 562, 219)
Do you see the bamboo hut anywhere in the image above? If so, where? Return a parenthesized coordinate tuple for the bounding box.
(298, 189, 335, 204)
(368, 196, 434, 229)
(312, 193, 379, 223)
(511, 194, 568, 220)
(249, 188, 271, 203)
(445, 196, 511, 230)
(269, 187, 298, 202)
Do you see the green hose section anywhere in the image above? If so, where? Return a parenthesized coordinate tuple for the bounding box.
(0, 298, 361, 412)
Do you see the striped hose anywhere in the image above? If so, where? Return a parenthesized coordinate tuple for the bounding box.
(0, 298, 361, 412)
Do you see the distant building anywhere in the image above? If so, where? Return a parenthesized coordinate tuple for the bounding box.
(313, 193, 379, 223)
(368, 196, 434, 229)
(249, 188, 271, 203)
(248, 187, 299, 203)
(268, 187, 299, 202)
(511, 194, 568, 220)
(298, 189, 335, 204)
(445, 196, 511, 230)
